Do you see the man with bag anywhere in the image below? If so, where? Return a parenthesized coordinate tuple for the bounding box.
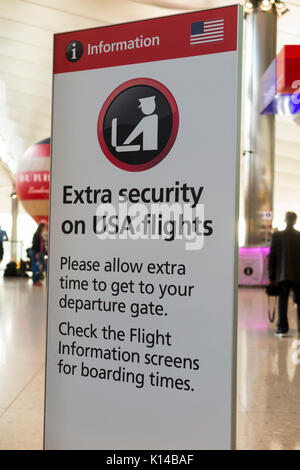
(268, 211, 300, 337)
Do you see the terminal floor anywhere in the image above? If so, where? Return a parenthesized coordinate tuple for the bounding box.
(0, 278, 300, 450)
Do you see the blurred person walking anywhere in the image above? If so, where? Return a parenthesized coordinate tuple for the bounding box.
(268, 211, 300, 337)
(0, 225, 8, 263)
(31, 222, 47, 286)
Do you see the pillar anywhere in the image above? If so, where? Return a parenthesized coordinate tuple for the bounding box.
(243, 4, 277, 246)
(10, 186, 19, 262)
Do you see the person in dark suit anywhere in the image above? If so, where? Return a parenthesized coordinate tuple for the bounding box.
(31, 222, 47, 286)
(0, 225, 8, 263)
(268, 211, 300, 337)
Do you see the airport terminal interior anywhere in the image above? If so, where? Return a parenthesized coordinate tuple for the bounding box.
(1, 0, 300, 450)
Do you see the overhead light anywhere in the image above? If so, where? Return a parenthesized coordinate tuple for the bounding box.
(242, 0, 289, 15)
(260, 0, 272, 11)
(275, 1, 289, 15)
(244, 1, 254, 13)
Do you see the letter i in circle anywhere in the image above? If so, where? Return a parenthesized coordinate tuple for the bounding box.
(71, 43, 77, 61)
(65, 40, 83, 63)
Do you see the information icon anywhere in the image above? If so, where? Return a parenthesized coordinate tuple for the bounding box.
(65, 40, 83, 63)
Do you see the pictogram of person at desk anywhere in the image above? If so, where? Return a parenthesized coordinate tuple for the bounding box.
(111, 96, 158, 152)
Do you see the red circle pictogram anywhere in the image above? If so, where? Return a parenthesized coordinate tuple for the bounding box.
(97, 78, 179, 172)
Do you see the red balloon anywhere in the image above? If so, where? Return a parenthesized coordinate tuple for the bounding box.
(16, 138, 50, 224)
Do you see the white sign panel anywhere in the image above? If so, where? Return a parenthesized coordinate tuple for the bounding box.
(45, 5, 243, 450)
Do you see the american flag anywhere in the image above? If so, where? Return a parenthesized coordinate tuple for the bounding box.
(190, 19, 224, 45)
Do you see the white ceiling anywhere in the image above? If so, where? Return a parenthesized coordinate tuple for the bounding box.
(0, 0, 300, 225)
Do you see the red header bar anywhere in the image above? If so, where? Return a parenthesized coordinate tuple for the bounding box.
(54, 5, 238, 74)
